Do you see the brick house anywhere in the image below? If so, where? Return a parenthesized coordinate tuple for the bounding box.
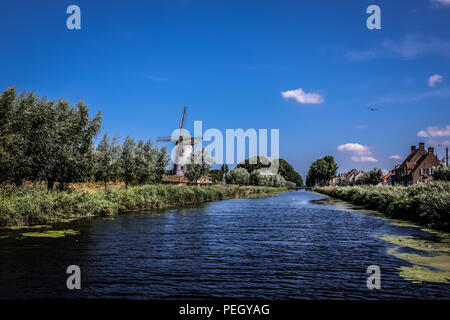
(382, 171, 393, 185)
(391, 142, 440, 186)
(333, 169, 364, 186)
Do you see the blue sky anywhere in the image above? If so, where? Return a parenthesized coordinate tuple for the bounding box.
(1, 0, 450, 177)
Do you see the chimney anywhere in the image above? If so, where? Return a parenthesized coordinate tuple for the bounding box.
(411, 145, 416, 152)
(428, 147, 434, 155)
(419, 142, 425, 149)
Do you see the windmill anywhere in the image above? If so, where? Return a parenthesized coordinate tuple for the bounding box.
(157, 106, 203, 176)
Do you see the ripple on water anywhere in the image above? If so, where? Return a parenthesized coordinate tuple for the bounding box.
(0, 190, 449, 299)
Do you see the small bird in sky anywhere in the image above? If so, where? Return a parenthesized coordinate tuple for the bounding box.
(368, 106, 379, 111)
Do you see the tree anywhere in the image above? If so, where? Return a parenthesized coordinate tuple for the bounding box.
(0, 87, 179, 189)
(184, 149, 212, 184)
(154, 146, 169, 183)
(355, 168, 383, 185)
(226, 167, 250, 185)
(47, 99, 102, 190)
(249, 169, 286, 187)
(305, 156, 338, 187)
(237, 156, 270, 173)
(135, 139, 150, 184)
(433, 162, 450, 181)
(209, 169, 223, 183)
(121, 136, 137, 189)
(95, 134, 121, 188)
(0, 87, 27, 185)
(221, 164, 229, 175)
(276, 158, 303, 187)
(0, 88, 102, 189)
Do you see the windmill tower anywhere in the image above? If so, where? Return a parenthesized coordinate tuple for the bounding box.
(157, 107, 202, 176)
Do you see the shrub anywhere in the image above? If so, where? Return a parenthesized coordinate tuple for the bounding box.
(226, 167, 250, 185)
(315, 182, 450, 231)
(0, 184, 286, 227)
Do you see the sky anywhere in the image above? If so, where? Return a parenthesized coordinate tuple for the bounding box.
(1, 0, 450, 177)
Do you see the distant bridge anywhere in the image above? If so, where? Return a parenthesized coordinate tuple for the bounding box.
(288, 186, 313, 191)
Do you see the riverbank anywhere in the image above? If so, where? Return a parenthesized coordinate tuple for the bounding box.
(0, 184, 286, 227)
(315, 181, 450, 232)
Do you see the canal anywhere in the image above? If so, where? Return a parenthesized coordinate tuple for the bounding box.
(0, 190, 449, 299)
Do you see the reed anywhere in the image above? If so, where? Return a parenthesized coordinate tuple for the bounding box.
(315, 182, 450, 231)
(0, 184, 286, 227)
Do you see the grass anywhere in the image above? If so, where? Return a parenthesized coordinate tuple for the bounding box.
(0, 184, 286, 227)
(315, 181, 450, 231)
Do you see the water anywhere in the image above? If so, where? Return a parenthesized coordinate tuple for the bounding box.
(0, 191, 449, 299)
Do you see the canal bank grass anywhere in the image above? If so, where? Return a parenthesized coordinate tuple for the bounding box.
(315, 181, 450, 232)
(378, 234, 450, 284)
(0, 184, 286, 227)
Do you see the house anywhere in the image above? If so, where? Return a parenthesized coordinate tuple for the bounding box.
(391, 142, 440, 186)
(347, 169, 364, 184)
(381, 171, 393, 185)
(162, 175, 212, 186)
(333, 169, 364, 186)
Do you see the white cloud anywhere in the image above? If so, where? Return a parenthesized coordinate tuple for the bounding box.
(337, 143, 370, 154)
(356, 124, 368, 129)
(337, 143, 378, 162)
(389, 155, 402, 160)
(351, 156, 378, 163)
(428, 74, 443, 87)
(281, 88, 324, 104)
(417, 125, 450, 137)
(431, 0, 450, 7)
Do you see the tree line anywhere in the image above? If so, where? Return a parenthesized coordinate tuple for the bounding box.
(305, 155, 386, 187)
(225, 156, 304, 187)
(0, 87, 169, 190)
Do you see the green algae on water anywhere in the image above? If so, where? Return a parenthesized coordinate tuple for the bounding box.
(1, 225, 50, 230)
(398, 266, 449, 284)
(58, 218, 79, 223)
(378, 234, 450, 284)
(21, 229, 80, 238)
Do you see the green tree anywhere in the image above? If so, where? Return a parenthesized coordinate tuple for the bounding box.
(305, 156, 338, 187)
(226, 167, 250, 185)
(0, 87, 27, 185)
(433, 162, 450, 181)
(220, 164, 229, 184)
(95, 134, 121, 188)
(249, 169, 286, 187)
(209, 169, 223, 183)
(276, 158, 303, 186)
(355, 168, 383, 185)
(47, 99, 102, 190)
(154, 146, 169, 183)
(237, 156, 270, 173)
(184, 149, 212, 184)
(135, 139, 149, 184)
(121, 136, 137, 189)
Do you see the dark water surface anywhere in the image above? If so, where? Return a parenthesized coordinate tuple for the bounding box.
(0, 191, 449, 299)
